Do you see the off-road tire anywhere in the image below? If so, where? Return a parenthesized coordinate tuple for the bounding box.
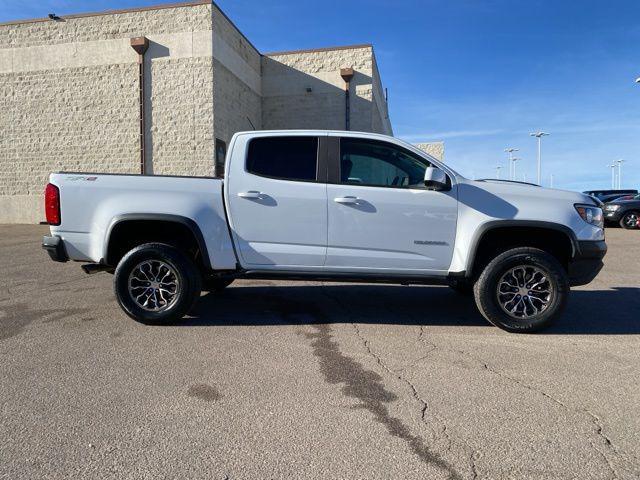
(473, 247, 568, 333)
(114, 243, 202, 324)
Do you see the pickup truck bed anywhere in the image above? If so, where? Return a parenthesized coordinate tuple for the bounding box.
(46, 173, 236, 270)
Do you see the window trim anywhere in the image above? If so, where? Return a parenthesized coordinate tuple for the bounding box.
(333, 137, 438, 190)
(244, 135, 325, 184)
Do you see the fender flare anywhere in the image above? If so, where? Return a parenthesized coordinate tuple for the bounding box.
(463, 220, 579, 277)
(103, 213, 211, 270)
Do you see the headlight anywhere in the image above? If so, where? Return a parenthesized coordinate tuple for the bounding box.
(604, 205, 620, 211)
(575, 204, 604, 228)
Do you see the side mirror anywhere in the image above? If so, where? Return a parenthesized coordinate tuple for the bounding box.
(424, 166, 448, 190)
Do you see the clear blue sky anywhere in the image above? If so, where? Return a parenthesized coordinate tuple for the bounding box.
(3, 0, 640, 191)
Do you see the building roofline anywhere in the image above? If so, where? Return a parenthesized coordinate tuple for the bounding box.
(263, 43, 373, 57)
(0, 0, 211, 27)
(210, 2, 259, 54)
(0, 2, 368, 60)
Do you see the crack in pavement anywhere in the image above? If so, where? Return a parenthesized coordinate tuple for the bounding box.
(469, 450, 479, 480)
(318, 285, 463, 479)
(304, 321, 462, 480)
(452, 348, 635, 480)
(351, 321, 454, 453)
(385, 300, 635, 480)
(321, 286, 635, 479)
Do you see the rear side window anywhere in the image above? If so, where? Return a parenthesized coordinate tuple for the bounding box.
(246, 136, 319, 182)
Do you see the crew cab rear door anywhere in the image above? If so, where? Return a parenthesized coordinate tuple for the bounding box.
(226, 133, 328, 268)
(325, 134, 458, 273)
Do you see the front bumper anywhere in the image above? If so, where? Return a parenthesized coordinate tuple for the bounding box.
(568, 240, 607, 286)
(42, 235, 69, 262)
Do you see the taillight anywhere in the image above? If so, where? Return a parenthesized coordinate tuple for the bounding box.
(45, 183, 61, 225)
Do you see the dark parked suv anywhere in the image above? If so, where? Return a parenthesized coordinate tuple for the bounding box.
(584, 189, 638, 201)
(603, 194, 640, 229)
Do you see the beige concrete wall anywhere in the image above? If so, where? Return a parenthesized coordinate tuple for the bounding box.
(0, 2, 397, 223)
(261, 45, 391, 134)
(148, 56, 216, 176)
(371, 54, 392, 136)
(0, 2, 213, 49)
(211, 3, 262, 169)
(0, 2, 216, 223)
(415, 142, 445, 161)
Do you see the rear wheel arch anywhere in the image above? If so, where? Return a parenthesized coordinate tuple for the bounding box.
(104, 214, 211, 270)
(466, 221, 577, 279)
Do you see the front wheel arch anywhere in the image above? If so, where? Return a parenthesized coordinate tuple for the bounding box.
(466, 223, 575, 279)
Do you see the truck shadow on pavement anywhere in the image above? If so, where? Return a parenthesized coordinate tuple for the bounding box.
(186, 284, 640, 335)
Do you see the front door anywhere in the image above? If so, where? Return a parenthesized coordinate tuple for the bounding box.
(326, 136, 458, 273)
(227, 134, 327, 267)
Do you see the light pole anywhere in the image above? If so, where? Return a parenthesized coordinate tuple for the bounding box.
(511, 157, 521, 181)
(609, 164, 617, 189)
(615, 159, 624, 189)
(496, 165, 502, 179)
(504, 148, 519, 180)
(530, 131, 549, 185)
(550, 173, 554, 188)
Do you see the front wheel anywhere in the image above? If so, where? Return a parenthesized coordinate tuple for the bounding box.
(619, 211, 640, 230)
(114, 243, 202, 324)
(473, 247, 568, 333)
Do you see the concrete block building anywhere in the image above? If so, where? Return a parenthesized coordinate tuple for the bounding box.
(0, 0, 394, 223)
(416, 142, 445, 162)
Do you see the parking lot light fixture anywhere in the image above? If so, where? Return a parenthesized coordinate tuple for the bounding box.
(609, 164, 617, 189)
(530, 131, 550, 185)
(615, 159, 624, 189)
(511, 157, 521, 181)
(504, 148, 519, 180)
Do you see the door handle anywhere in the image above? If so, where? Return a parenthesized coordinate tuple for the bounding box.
(238, 191, 262, 199)
(334, 196, 359, 204)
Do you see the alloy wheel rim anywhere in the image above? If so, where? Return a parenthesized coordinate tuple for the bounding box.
(128, 260, 180, 312)
(496, 265, 553, 319)
(624, 213, 638, 228)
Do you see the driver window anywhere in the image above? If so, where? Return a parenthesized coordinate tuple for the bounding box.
(339, 138, 430, 188)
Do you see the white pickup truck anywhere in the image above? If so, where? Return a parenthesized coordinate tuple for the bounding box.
(43, 130, 606, 332)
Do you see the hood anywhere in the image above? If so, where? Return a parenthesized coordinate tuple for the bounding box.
(464, 179, 596, 206)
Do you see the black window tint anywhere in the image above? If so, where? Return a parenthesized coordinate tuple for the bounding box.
(340, 138, 430, 188)
(214, 138, 226, 178)
(247, 136, 318, 181)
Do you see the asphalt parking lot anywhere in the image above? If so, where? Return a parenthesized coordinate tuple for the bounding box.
(1, 225, 639, 479)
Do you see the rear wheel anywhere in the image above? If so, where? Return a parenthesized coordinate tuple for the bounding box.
(473, 247, 568, 333)
(619, 211, 640, 230)
(114, 243, 202, 324)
